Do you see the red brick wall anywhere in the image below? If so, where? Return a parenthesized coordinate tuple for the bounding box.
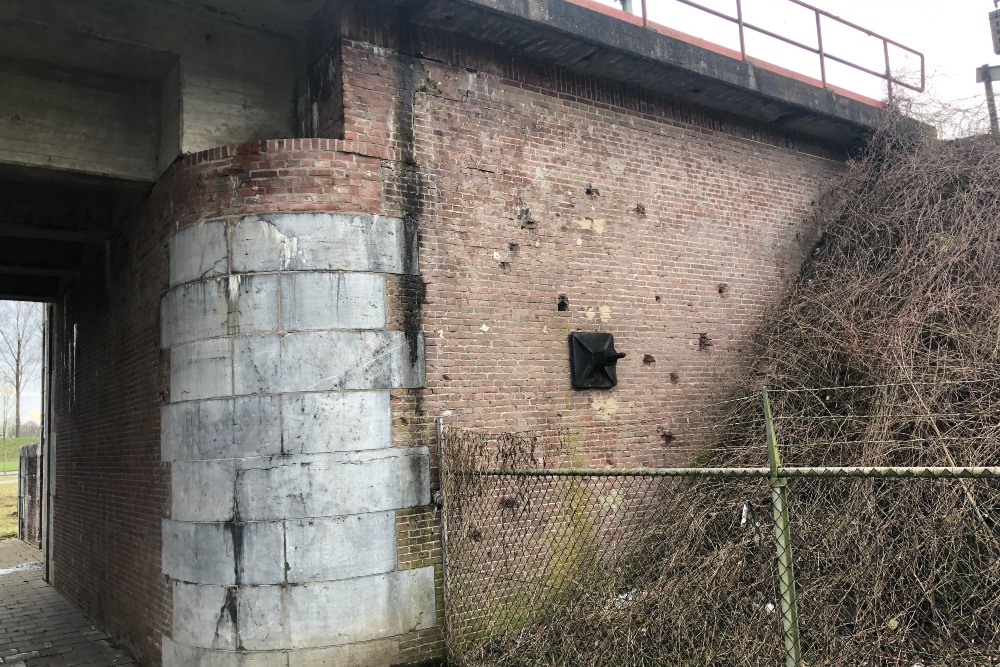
(51, 178, 171, 667)
(340, 10, 844, 466)
(49, 139, 390, 666)
(330, 11, 849, 663)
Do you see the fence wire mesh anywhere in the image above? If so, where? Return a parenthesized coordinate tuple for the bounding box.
(440, 385, 1000, 666)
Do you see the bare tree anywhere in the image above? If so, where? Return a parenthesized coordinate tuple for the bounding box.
(0, 386, 12, 439)
(0, 302, 42, 437)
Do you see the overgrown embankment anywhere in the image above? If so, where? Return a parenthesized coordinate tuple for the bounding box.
(446, 112, 1000, 666)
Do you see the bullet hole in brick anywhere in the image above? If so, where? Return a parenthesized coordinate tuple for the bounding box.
(517, 205, 537, 229)
(634, 203, 647, 217)
(508, 243, 520, 253)
(470, 528, 483, 542)
(643, 354, 656, 364)
(400, 416, 408, 425)
(698, 333, 713, 351)
(585, 183, 600, 196)
(658, 429, 676, 444)
(670, 371, 680, 384)
(557, 295, 569, 311)
(655, 295, 661, 303)
(442, 374, 451, 380)
(498, 261, 511, 271)
(718, 283, 729, 296)
(434, 129, 444, 136)
(500, 497, 519, 509)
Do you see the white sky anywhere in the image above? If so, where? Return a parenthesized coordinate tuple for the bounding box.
(599, 0, 998, 130)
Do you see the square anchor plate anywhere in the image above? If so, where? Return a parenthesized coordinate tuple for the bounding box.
(569, 332, 625, 389)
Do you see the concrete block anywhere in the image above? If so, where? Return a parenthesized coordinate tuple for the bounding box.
(281, 392, 390, 454)
(170, 221, 228, 288)
(285, 512, 396, 583)
(170, 338, 233, 402)
(163, 520, 285, 585)
(226, 273, 280, 337)
(172, 582, 239, 650)
(230, 214, 418, 275)
(162, 275, 279, 348)
(234, 586, 286, 650)
(162, 396, 281, 462)
(290, 638, 401, 666)
(231, 335, 280, 396)
(235, 449, 430, 521)
(161, 280, 228, 348)
(232, 331, 424, 395)
(280, 272, 386, 331)
(171, 460, 236, 522)
(162, 637, 289, 667)
(238, 568, 437, 650)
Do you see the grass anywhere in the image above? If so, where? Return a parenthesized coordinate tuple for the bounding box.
(0, 481, 17, 540)
(0, 436, 37, 473)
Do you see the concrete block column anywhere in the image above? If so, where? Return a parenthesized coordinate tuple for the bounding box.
(160, 213, 433, 666)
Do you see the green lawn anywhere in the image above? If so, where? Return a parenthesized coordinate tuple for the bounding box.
(0, 481, 16, 539)
(0, 437, 37, 474)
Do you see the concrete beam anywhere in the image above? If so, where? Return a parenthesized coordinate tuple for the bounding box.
(0, 223, 110, 244)
(0, 265, 79, 279)
(0, 275, 60, 301)
(0, 0, 299, 182)
(412, 0, 884, 146)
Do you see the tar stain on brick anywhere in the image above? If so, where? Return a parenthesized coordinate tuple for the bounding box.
(394, 7, 427, 371)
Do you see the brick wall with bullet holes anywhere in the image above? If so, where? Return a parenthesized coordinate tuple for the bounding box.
(344, 5, 845, 468)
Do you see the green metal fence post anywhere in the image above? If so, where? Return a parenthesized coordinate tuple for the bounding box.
(763, 388, 803, 667)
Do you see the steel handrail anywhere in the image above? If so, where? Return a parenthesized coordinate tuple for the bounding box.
(632, 0, 925, 101)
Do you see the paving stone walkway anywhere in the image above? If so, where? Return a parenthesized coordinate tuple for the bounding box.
(0, 539, 135, 666)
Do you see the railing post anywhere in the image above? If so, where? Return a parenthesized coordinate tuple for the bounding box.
(435, 416, 452, 637)
(736, 0, 746, 59)
(641, 0, 648, 27)
(815, 11, 826, 87)
(883, 40, 894, 103)
(763, 389, 803, 667)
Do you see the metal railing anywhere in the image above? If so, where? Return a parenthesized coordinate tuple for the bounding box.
(616, 0, 925, 101)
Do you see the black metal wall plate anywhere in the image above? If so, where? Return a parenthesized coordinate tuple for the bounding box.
(569, 332, 626, 389)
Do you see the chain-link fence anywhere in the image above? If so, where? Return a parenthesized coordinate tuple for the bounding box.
(440, 386, 1000, 666)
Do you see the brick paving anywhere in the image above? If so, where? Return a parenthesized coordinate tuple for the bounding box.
(0, 540, 135, 666)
